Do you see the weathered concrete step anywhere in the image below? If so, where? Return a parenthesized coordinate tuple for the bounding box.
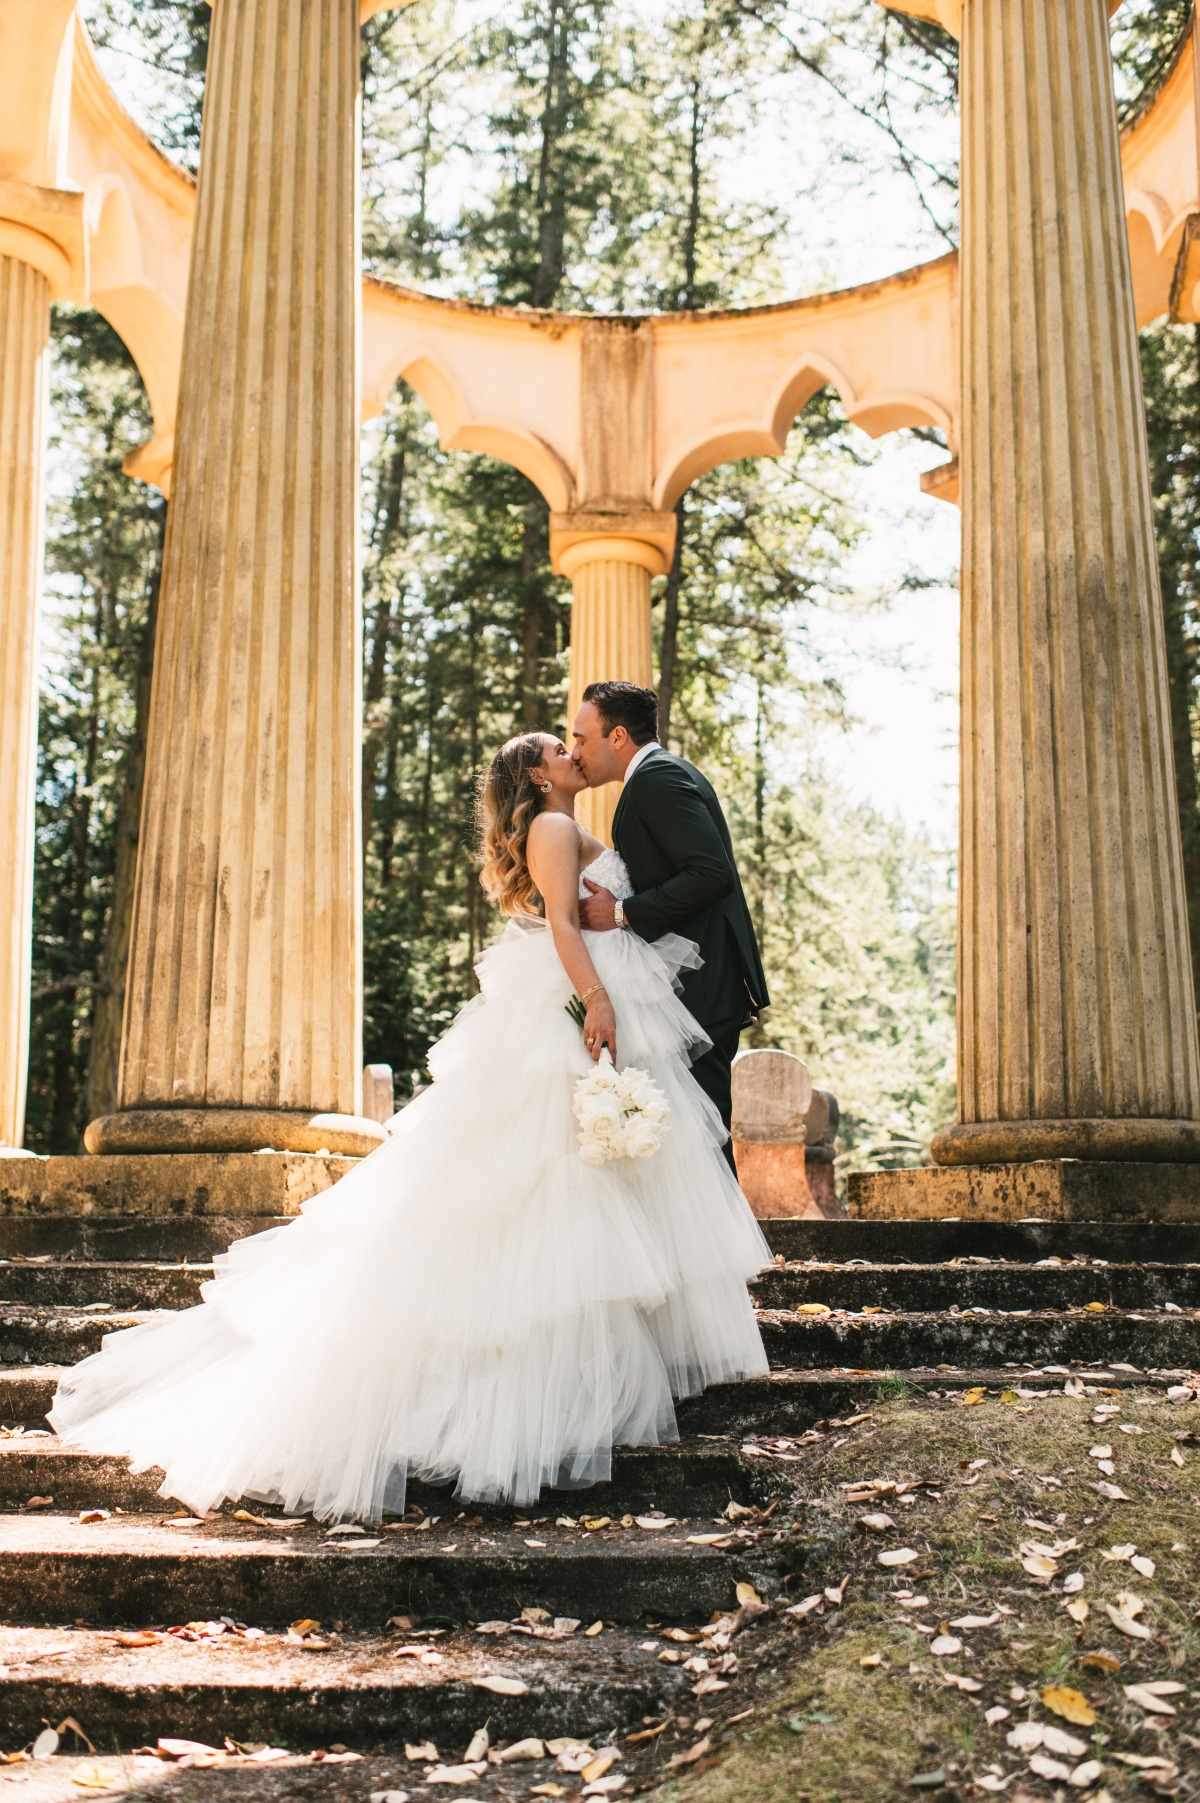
(0, 1514, 760, 1629)
(0, 1305, 153, 1365)
(0, 1216, 280, 1263)
(763, 1218, 1200, 1263)
(3, 1362, 1184, 1439)
(5, 1214, 1200, 1269)
(759, 1305, 1200, 1367)
(10, 1257, 1199, 1318)
(0, 1622, 680, 1753)
(754, 1261, 1200, 1313)
(0, 1260, 210, 1309)
(0, 1437, 755, 1516)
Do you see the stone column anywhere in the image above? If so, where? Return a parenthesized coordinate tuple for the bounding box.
(933, 0, 1200, 1165)
(0, 257, 50, 1150)
(86, 0, 383, 1158)
(553, 514, 674, 843)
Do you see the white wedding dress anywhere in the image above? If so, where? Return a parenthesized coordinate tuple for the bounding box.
(51, 852, 771, 1522)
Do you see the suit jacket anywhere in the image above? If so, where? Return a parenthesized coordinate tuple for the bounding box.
(611, 749, 770, 1034)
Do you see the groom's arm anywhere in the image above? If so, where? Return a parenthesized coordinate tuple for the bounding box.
(620, 765, 735, 940)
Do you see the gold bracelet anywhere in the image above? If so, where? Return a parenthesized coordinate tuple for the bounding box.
(579, 983, 606, 1007)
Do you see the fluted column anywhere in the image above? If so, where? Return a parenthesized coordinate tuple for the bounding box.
(558, 529, 670, 843)
(0, 258, 50, 1150)
(87, 0, 383, 1158)
(931, 0, 1200, 1165)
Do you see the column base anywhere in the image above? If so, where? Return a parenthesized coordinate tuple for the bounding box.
(931, 1119, 1200, 1165)
(0, 1151, 355, 1221)
(849, 1159, 1200, 1223)
(84, 1107, 387, 1159)
(732, 1141, 823, 1220)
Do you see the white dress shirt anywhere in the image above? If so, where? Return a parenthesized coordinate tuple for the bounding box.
(623, 741, 662, 785)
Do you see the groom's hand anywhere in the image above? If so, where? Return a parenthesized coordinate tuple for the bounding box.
(580, 878, 618, 931)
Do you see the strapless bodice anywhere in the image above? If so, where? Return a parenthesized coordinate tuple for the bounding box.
(579, 848, 633, 901)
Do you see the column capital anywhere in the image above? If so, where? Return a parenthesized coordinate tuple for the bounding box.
(0, 179, 85, 301)
(549, 511, 676, 580)
(876, 0, 1121, 39)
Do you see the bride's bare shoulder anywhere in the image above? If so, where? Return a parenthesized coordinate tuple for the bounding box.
(527, 812, 582, 857)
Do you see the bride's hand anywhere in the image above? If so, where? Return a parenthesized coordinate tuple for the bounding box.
(584, 994, 618, 1064)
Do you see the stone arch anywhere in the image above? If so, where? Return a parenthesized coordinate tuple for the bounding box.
(376, 351, 575, 512)
(653, 355, 952, 511)
(83, 175, 185, 444)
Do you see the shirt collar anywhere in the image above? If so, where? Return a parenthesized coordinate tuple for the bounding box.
(623, 741, 662, 785)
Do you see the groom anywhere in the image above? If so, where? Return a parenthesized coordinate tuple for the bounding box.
(573, 681, 769, 1167)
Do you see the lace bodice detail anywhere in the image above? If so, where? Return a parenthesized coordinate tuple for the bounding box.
(580, 848, 633, 901)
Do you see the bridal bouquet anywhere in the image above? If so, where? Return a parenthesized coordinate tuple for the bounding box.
(573, 1052, 669, 1166)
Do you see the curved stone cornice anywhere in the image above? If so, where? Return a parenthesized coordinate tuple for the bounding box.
(877, 0, 1122, 38)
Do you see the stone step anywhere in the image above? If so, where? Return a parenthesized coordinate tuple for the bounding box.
(764, 1217, 1200, 1263)
(0, 1261, 210, 1309)
(10, 1255, 1197, 1317)
(5, 1294, 1199, 1375)
(0, 1362, 1181, 1439)
(4, 1213, 1200, 1268)
(755, 1261, 1200, 1313)
(758, 1304, 1200, 1367)
(0, 1437, 755, 1517)
(0, 1513, 761, 1630)
(0, 1621, 684, 1757)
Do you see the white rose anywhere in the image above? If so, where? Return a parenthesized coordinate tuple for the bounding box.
(578, 1139, 608, 1167)
(640, 1098, 668, 1124)
(621, 1118, 661, 1159)
(583, 1101, 623, 1139)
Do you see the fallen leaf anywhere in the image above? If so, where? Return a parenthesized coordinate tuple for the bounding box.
(404, 1742, 439, 1762)
(584, 1621, 604, 1636)
(860, 1652, 884, 1668)
(930, 1636, 961, 1657)
(634, 1516, 677, 1531)
(984, 1706, 1010, 1725)
(1066, 1599, 1089, 1623)
(157, 1740, 222, 1759)
(1130, 1554, 1156, 1578)
(1007, 1724, 1045, 1753)
(1124, 1684, 1177, 1715)
(581, 1778, 626, 1796)
(424, 1764, 487, 1784)
(878, 1548, 919, 1567)
(1079, 1652, 1121, 1674)
(1171, 1444, 1185, 1466)
(1063, 1572, 1085, 1594)
(950, 1613, 1000, 1629)
(114, 1630, 160, 1648)
(289, 1619, 321, 1637)
(667, 1738, 712, 1769)
(859, 1512, 896, 1533)
(786, 1594, 823, 1618)
(1029, 1753, 1072, 1782)
(494, 1740, 546, 1763)
(580, 1750, 621, 1783)
(908, 1770, 946, 1790)
(795, 1303, 831, 1315)
(1020, 1553, 1058, 1582)
(942, 1673, 983, 1693)
(32, 1730, 59, 1760)
(530, 1788, 571, 1798)
(1094, 1481, 1130, 1502)
(735, 1582, 762, 1608)
(1042, 1726, 1088, 1759)
(472, 1675, 528, 1696)
(1115, 1589, 1145, 1618)
(1067, 1761, 1104, 1789)
(1106, 1603, 1151, 1639)
(1041, 1686, 1096, 1727)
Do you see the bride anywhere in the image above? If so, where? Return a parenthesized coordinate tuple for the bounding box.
(51, 731, 771, 1523)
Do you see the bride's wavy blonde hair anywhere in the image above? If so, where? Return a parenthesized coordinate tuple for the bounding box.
(478, 731, 551, 917)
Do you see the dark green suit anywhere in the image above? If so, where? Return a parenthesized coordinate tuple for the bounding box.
(611, 750, 769, 1150)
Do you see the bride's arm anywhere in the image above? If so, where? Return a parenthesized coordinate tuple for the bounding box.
(527, 813, 618, 1063)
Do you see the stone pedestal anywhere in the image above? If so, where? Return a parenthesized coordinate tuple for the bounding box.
(732, 1049, 836, 1220)
(849, 1160, 1200, 1224)
(0, 1151, 355, 1221)
(0, 256, 50, 1150)
(88, 0, 382, 1158)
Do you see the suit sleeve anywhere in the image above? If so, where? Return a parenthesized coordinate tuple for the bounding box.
(621, 766, 736, 939)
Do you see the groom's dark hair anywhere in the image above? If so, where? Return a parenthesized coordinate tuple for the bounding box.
(582, 681, 659, 746)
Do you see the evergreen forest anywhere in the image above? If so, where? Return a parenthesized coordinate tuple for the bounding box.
(26, 0, 1200, 1188)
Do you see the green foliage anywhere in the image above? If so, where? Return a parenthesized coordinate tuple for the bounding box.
(28, 313, 165, 1151)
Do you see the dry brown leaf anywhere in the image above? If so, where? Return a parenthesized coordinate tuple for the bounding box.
(580, 1750, 621, 1783)
(1079, 1651, 1121, 1673)
(860, 1652, 884, 1668)
(1170, 1445, 1185, 1467)
(877, 1548, 919, 1567)
(1094, 1481, 1130, 1501)
(113, 1631, 160, 1648)
(634, 1516, 677, 1531)
(667, 1738, 712, 1770)
(1124, 1684, 1176, 1715)
(1105, 1603, 1151, 1640)
(404, 1742, 439, 1762)
(425, 1764, 486, 1784)
(472, 1675, 528, 1696)
(859, 1512, 896, 1533)
(1029, 1753, 1072, 1782)
(735, 1582, 762, 1608)
(584, 1621, 604, 1636)
(494, 1740, 546, 1763)
(1068, 1761, 1105, 1789)
(794, 1303, 831, 1315)
(1041, 1685, 1096, 1727)
(930, 1635, 961, 1657)
(1065, 1599, 1089, 1623)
